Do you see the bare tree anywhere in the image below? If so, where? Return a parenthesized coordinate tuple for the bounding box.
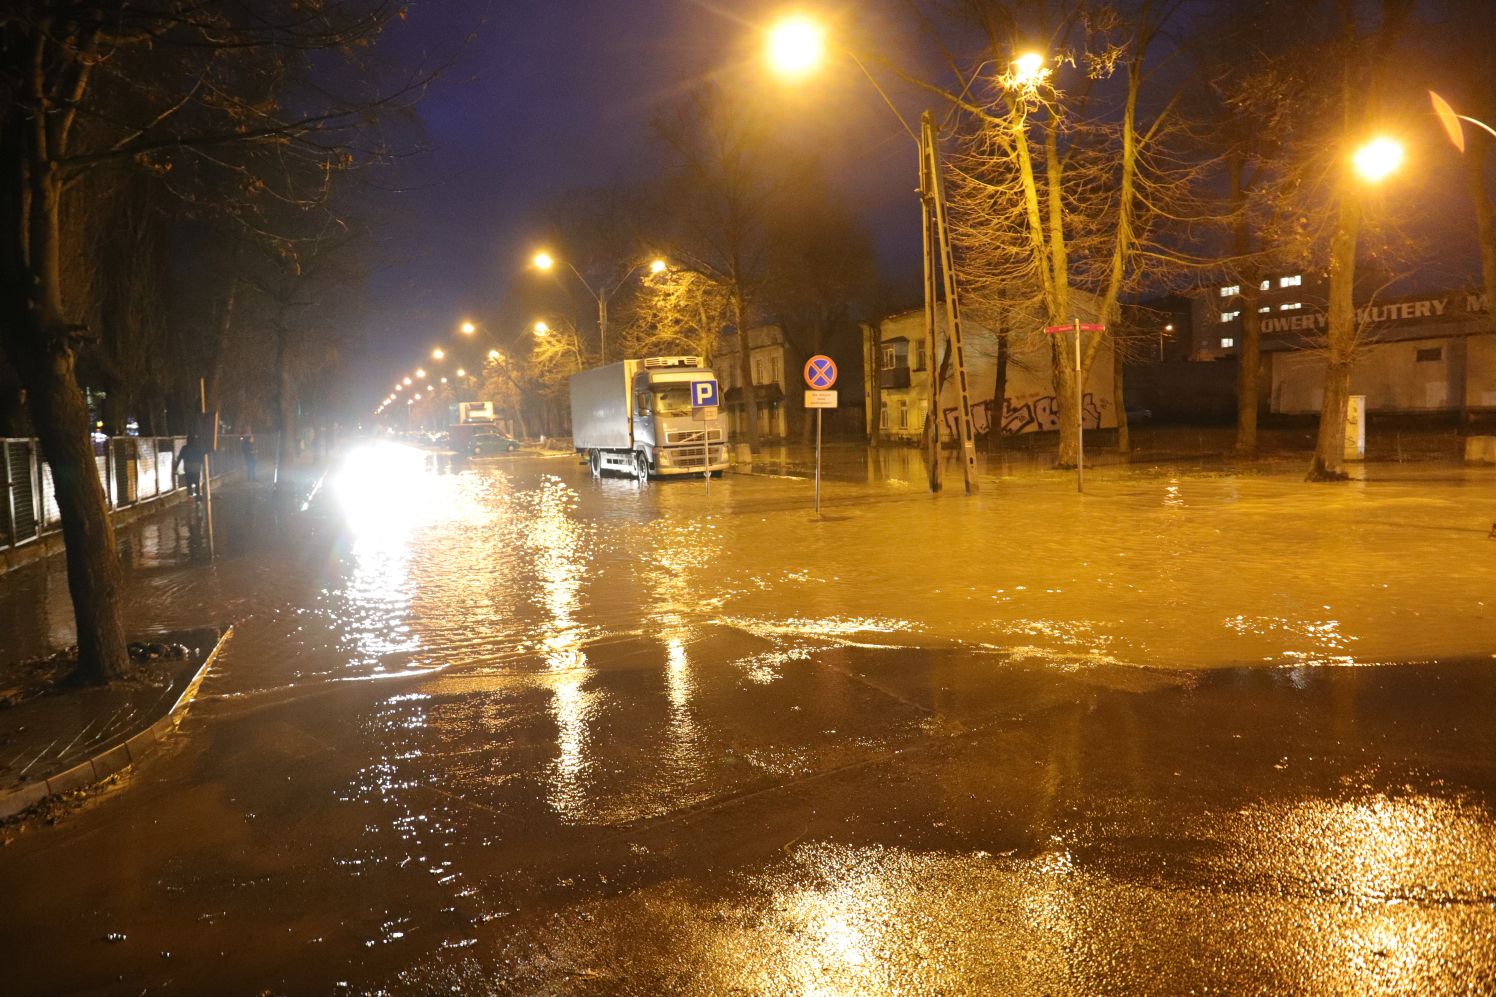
(946, 0, 1206, 468)
(0, 1, 421, 682)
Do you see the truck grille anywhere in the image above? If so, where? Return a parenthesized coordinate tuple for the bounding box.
(666, 428, 724, 444)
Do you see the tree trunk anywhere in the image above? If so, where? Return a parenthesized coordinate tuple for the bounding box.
(1307, 192, 1361, 481)
(988, 322, 1008, 453)
(1053, 336, 1081, 469)
(1112, 331, 1130, 454)
(733, 292, 759, 448)
(866, 322, 882, 448)
(1235, 286, 1263, 457)
(1466, 140, 1496, 434)
(4, 168, 130, 684)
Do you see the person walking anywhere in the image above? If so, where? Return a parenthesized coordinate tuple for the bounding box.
(242, 428, 258, 482)
(173, 433, 205, 499)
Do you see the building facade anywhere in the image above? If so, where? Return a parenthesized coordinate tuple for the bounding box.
(863, 305, 1117, 444)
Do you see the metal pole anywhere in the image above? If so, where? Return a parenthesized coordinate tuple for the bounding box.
(924, 111, 980, 495)
(598, 293, 608, 365)
(1074, 319, 1084, 495)
(200, 378, 216, 559)
(815, 408, 822, 516)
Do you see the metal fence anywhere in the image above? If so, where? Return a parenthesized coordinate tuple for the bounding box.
(0, 435, 240, 553)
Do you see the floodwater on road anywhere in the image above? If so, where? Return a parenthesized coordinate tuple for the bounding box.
(1, 442, 1494, 993)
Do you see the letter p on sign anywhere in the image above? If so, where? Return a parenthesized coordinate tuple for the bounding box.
(691, 380, 719, 407)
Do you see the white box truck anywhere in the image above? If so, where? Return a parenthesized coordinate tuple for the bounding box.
(569, 356, 730, 479)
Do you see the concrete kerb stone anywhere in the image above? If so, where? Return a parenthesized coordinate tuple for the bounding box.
(0, 625, 235, 821)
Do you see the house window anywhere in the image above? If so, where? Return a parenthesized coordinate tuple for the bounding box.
(881, 346, 896, 370)
(1220, 310, 1240, 323)
(1258, 306, 1271, 313)
(755, 359, 764, 384)
(1221, 337, 1235, 348)
(880, 404, 889, 428)
(771, 356, 781, 383)
(1415, 347, 1442, 362)
(1220, 284, 1240, 297)
(1279, 302, 1302, 311)
(916, 342, 926, 370)
(1259, 279, 1271, 291)
(1280, 274, 1302, 287)
(897, 399, 909, 429)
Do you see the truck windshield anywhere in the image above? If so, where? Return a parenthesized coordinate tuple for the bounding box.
(652, 386, 694, 418)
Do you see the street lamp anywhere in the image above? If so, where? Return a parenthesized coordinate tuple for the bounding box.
(533, 320, 549, 336)
(763, 14, 982, 494)
(432, 347, 445, 360)
(460, 321, 476, 335)
(767, 15, 825, 77)
(1353, 136, 1403, 182)
(456, 368, 466, 378)
(529, 250, 666, 364)
(415, 368, 427, 379)
(402, 377, 412, 386)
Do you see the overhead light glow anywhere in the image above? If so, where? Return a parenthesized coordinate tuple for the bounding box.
(1353, 136, 1404, 182)
(767, 15, 825, 78)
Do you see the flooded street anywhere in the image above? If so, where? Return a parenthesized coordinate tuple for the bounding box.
(2, 442, 1495, 993)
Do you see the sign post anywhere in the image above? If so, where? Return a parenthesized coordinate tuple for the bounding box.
(804, 356, 838, 515)
(691, 378, 720, 494)
(1043, 321, 1105, 494)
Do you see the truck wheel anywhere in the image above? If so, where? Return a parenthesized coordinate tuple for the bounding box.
(589, 450, 602, 478)
(634, 452, 649, 481)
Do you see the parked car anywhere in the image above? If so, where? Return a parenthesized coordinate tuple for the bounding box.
(468, 432, 522, 456)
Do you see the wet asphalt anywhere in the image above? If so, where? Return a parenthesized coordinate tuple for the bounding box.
(0, 442, 1494, 994)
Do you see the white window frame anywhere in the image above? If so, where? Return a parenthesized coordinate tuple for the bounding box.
(1220, 284, 1240, 297)
(1259, 279, 1271, 291)
(1280, 274, 1302, 287)
(1220, 337, 1235, 348)
(1220, 310, 1240, 323)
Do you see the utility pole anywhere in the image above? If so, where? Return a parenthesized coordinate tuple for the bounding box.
(920, 111, 980, 495)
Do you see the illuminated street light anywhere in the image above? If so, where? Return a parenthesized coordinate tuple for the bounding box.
(767, 15, 824, 78)
(416, 368, 427, 379)
(456, 368, 466, 378)
(440, 377, 448, 384)
(424, 383, 432, 392)
(414, 392, 423, 400)
(432, 347, 445, 360)
(532, 251, 554, 271)
(460, 321, 477, 335)
(649, 258, 667, 274)
(488, 349, 500, 360)
(533, 320, 549, 336)
(402, 377, 412, 386)
(1353, 136, 1403, 182)
(1011, 52, 1047, 87)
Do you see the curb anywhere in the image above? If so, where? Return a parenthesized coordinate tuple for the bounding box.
(0, 626, 234, 821)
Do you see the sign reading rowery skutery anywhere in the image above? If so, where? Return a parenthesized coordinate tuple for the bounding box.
(1260, 291, 1491, 336)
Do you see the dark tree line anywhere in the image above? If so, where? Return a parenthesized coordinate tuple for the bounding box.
(1, 1, 425, 683)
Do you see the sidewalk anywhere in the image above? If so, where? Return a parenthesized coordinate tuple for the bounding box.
(0, 463, 326, 821)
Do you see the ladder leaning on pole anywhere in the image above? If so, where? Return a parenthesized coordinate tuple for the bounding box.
(919, 110, 980, 495)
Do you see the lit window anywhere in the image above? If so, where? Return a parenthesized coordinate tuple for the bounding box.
(1258, 306, 1271, 313)
(1220, 310, 1240, 323)
(1259, 279, 1271, 291)
(1279, 302, 1301, 311)
(1280, 274, 1302, 287)
(1220, 284, 1240, 297)
(1221, 337, 1235, 348)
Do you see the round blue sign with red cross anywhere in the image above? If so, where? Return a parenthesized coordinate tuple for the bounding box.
(804, 355, 837, 390)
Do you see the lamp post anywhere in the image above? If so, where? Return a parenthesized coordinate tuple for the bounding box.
(764, 16, 980, 495)
(531, 252, 666, 365)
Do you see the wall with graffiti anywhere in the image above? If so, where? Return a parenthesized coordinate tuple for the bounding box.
(868, 304, 1118, 440)
(944, 391, 1112, 439)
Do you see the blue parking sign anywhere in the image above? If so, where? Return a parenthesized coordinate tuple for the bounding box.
(691, 379, 719, 407)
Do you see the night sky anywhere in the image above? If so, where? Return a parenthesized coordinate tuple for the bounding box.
(354, 0, 934, 400)
(350, 1, 1483, 412)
